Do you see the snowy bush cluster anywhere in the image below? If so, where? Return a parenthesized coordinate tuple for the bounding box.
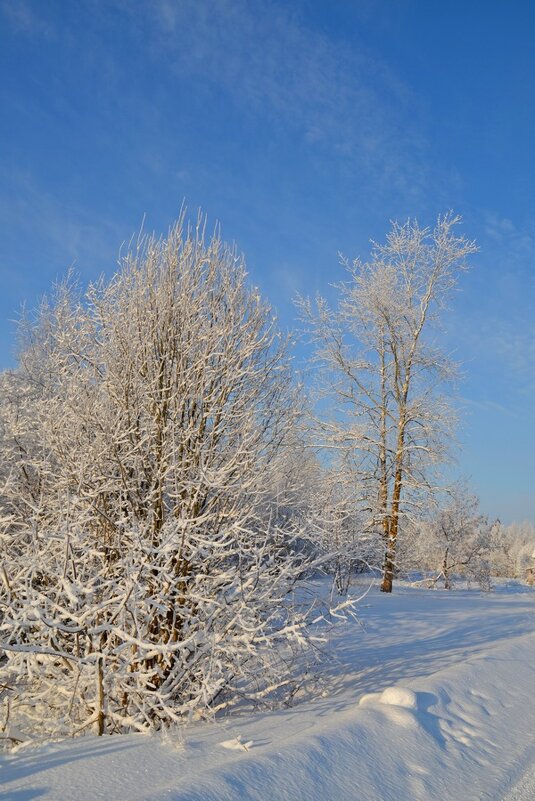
(397, 491, 498, 589)
(396, 503, 535, 589)
(0, 218, 328, 738)
(487, 521, 535, 579)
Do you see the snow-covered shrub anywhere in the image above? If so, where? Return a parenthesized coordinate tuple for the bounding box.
(305, 470, 383, 595)
(488, 521, 535, 579)
(0, 216, 321, 737)
(407, 492, 497, 590)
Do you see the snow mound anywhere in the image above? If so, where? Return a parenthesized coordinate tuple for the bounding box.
(379, 686, 418, 709)
(359, 685, 418, 710)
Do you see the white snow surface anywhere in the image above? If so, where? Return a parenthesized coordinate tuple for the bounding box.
(2, 580, 535, 801)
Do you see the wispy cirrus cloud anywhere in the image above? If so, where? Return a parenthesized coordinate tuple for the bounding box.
(115, 0, 430, 199)
(1, 0, 56, 38)
(449, 210, 535, 399)
(483, 212, 535, 270)
(0, 169, 127, 286)
(1, 0, 444, 214)
(485, 325, 535, 392)
(454, 312, 535, 405)
(459, 397, 518, 418)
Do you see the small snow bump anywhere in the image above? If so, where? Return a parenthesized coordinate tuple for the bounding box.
(379, 687, 418, 710)
(219, 736, 254, 752)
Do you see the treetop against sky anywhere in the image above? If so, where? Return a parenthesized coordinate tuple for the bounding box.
(0, 0, 533, 522)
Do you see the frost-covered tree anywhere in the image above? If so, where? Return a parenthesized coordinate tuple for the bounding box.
(0, 216, 321, 739)
(305, 460, 383, 595)
(488, 521, 535, 579)
(297, 214, 477, 592)
(410, 491, 497, 590)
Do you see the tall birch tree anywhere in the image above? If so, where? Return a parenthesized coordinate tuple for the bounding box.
(298, 213, 477, 592)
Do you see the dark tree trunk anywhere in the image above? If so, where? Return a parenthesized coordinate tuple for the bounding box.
(380, 545, 394, 593)
(443, 547, 451, 589)
(97, 655, 105, 736)
(380, 456, 403, 593)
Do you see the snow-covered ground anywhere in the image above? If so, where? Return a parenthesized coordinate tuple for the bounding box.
(2, 579, 535, 801)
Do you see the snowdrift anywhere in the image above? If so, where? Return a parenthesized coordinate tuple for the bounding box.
(2, 584, 535, 801)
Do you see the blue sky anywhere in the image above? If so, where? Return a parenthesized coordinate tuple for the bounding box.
(1, 0, 534, 523)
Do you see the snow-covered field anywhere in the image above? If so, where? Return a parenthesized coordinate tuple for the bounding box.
(2, 579, 535, 801)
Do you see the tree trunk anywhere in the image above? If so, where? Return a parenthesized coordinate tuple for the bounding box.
(380, 435, 404, 593)
(96, 655, 105, 736)
(443, 547, 451, 589)
(381, 539, 395, 593)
